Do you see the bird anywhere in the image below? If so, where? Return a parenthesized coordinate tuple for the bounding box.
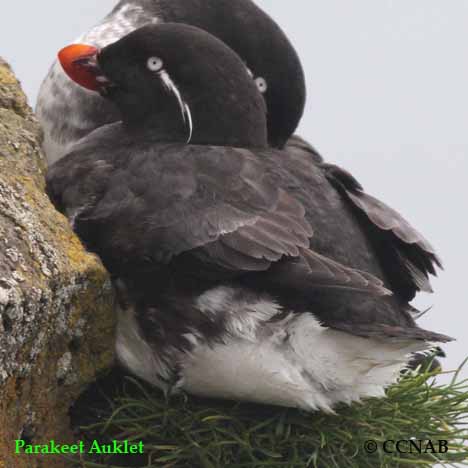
(36, 0, 305, 164)
(46, 23, 452, 412)
(37, 0, 444, 307)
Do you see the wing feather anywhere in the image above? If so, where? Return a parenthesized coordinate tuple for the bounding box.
(46, 140, 388, 296)
(318, 159, 442, 301)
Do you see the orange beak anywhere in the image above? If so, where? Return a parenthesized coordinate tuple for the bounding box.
(58, 44, 109, 92)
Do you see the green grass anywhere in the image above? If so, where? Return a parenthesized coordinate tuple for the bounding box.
(72, 361, 468, 468)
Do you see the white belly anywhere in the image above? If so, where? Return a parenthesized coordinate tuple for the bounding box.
(180, 312, 426, 412)
(115, 286, 428, 412)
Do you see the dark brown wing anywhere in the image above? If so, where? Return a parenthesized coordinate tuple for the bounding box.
(289, 136, 442, 301)
(46, 139, 388, 295)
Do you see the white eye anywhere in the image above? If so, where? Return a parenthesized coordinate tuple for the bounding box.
(255, 77, 268, 94)
(147, 56, 164, 72)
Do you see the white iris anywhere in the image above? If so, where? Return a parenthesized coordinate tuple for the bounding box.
(147, 56, 164, 72)
(255, 77, 268, 94)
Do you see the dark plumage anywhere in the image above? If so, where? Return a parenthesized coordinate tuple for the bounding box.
(37, 0, 305, 163)
(37, 0, 440, 301)
(46, 23, 451, 410)
(288, 138, 443, 303)
(38, 0, 443, 305)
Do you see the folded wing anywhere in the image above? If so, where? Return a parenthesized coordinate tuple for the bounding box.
(46, 140, 389, 295)
(287, 136, 441, 301)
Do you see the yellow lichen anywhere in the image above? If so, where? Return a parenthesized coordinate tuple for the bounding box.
(0, 66, 18, 85)
(0, 58, 115, 468)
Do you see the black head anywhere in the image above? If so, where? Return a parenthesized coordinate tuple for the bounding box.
(61, 24, 268, 148)
(116, 0, 306, 148)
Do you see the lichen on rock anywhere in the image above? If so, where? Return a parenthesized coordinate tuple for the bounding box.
(0, 57, 115, 468)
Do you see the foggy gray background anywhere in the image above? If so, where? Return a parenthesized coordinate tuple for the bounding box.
(1, 1, 466, 383)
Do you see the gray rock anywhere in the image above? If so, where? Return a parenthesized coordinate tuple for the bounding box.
(0, 57, 115, 468)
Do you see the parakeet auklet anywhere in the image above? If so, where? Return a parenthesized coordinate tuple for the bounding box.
(46, 24, 452, 411)
(36, 0, 305, 163)
(37, 0, 443, 307)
